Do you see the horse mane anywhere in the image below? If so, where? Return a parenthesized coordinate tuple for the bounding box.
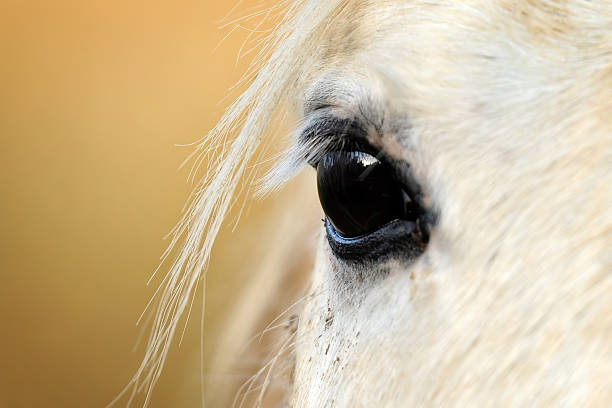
(112, 1, 344, 406)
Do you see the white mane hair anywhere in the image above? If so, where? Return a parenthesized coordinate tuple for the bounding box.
(113, 1, 346, 405)
(116, 0, 612, 406)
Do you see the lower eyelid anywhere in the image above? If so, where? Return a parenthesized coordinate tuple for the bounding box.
(325, 218, 425, 263)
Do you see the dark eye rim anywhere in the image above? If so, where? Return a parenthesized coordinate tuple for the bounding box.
(325, 217, 429, 263)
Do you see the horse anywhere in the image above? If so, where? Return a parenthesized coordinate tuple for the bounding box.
(118, 0, 612, 406)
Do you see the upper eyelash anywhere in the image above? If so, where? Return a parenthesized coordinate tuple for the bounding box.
(260, 112, 383, 192)
(298, 114, 378, 167)
(299, 115, 367, 145)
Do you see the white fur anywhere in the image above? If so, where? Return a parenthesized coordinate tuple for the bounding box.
(290, 2, 612, 406)
(122, 1, 612, 406)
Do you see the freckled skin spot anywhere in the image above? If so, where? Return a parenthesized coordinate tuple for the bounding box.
(325, 308, 334, 329)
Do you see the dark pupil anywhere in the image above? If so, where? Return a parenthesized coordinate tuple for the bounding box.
(316, 151, 407, 238)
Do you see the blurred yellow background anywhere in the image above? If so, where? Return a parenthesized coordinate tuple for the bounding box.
(0, 1, 318, 407)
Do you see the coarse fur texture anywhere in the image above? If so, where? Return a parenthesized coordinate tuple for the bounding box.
(121, 0, 612, 406)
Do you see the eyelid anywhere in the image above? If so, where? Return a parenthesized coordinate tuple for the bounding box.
(299, 112, 378, 167)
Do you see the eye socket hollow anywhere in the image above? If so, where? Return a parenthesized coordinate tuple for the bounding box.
(316, 151, 417, 238)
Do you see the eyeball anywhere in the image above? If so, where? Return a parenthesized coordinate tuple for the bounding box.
(316, 151, 410, 238)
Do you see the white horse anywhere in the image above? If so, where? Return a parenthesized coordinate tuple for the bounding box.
(119, 1, 612, 406)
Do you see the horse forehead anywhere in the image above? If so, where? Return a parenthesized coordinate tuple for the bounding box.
(299, 0, 611, 160)
(302, 0, 609, 90)
(313, 0, 594, 46)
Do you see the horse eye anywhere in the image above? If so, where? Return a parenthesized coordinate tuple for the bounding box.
(316, 151, 414, 238)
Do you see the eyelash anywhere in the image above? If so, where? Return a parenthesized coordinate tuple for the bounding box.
(300, 117, 376, 167)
